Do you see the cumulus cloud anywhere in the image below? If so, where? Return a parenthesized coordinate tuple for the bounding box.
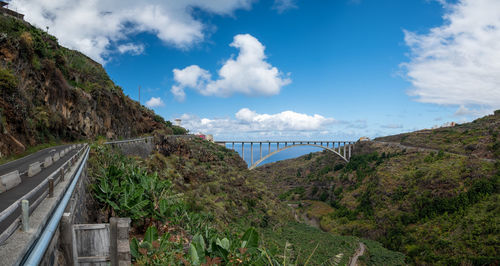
(171, 65, 211, 101)
(10, 0, 254, 63)
(179, 108, 334, 135)
(171, 34, 291, 100)
(401, 0, 500, 111)
(145, 97, 164, 108)
(273, 0, 298, 13)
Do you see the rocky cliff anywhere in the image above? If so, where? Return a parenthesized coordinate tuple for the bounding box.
(0, 16, 176, 157)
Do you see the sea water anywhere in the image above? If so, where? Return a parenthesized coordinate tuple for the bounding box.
(224, 143, 331, 167)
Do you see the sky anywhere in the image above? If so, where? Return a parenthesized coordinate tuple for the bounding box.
(9, 0, 500, 141)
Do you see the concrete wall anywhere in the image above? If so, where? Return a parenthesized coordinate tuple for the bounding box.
(113, 139, 154, 158)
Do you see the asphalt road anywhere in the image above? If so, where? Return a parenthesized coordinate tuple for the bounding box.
(0, 144, 72, 177)
(0, 144, 79, 236)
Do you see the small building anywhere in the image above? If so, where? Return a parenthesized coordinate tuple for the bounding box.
(0, 1, 24, 20)
(194, 133, 214, 142)
(174, 118, 181, 126)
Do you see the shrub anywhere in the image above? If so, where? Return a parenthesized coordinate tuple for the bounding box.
(172, 125, 187, 135)
(0, 67, 18, 93)
(334, 163, 345, 171)
(19, 31, 34, 59)
(131, 226, 273, 265)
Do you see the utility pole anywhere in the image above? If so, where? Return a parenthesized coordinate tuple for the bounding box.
(138, 85, 141, 104)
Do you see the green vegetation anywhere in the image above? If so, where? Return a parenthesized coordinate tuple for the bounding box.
(89, 144, 276, 264)
(0, 15, 117, 93)
(131, 226, 276, 265)
(0, 67, 18, 93)
(376, 110, 500, 159)
(262, 222, 356, 265)
(0, 15, 187, 158)
(89, 138, 403, 265)
(255, 138, 500, 265)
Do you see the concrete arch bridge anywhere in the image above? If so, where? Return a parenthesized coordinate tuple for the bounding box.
(215, 140, 355, 170)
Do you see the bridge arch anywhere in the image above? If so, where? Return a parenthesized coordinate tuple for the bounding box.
(249, 143, 348, 170)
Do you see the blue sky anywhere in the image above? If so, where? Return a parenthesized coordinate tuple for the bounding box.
(12, 0, 500, 140)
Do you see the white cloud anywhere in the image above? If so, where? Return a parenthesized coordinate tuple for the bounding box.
(401, 0, 500, 110)
(145, 97, 164, 108)
(171, 65, 211, 101)
(117, 43, 144, 55)
(10, 0, 254, 63)
(171, 34, 291, 100)
(273, 0, 298, 13)
(179, 108, 334, 136)
(453, 105, 492, 117)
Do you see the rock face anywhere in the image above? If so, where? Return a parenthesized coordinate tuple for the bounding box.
(0, 16, 167, 157)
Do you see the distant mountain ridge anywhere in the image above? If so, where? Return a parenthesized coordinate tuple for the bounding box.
(0, 16, 180, 157)
(376, 110, 500, 160)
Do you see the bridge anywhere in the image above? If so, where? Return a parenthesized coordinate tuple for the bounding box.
(215, 140, 355, 170)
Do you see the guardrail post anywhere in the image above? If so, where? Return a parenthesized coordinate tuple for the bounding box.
(48, 178, 54, 198)
(22, 200, 29, 232)
(60, 168, 65, 181)
(61, 212, 74, 265)
(110, 217, 132, 266)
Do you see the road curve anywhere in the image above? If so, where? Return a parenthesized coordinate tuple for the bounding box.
(0, 144, 72, 177)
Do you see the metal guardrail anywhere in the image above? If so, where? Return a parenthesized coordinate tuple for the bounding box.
(22, 145, 90, 265)
(0, 144, 87, 245)
(103, 136, 153, 145)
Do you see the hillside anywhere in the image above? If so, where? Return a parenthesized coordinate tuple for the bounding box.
(255, 113, 500, 265)
(0, 16, 183, 158)
(376, 110, 500, 160)
(88, 136, 405, 265)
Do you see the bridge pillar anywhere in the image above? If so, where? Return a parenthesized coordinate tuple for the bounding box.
(242, 142, 244, 160)
(260, 143, 262, 160)
(348, 143, 352, 159)
(343, 142, 346, 158)
(232, 142, 234, 150)
(268, 143, 271, 155)
(251, 142, 253, 165)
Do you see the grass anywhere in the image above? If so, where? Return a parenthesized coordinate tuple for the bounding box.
(261, 221, 358, 265)
(261, 221, 405, 265)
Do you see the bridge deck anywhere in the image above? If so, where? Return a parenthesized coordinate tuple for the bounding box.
(216, 140, 356, 169)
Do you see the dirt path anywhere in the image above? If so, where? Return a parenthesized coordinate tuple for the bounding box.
(348, 242, 366, 266)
